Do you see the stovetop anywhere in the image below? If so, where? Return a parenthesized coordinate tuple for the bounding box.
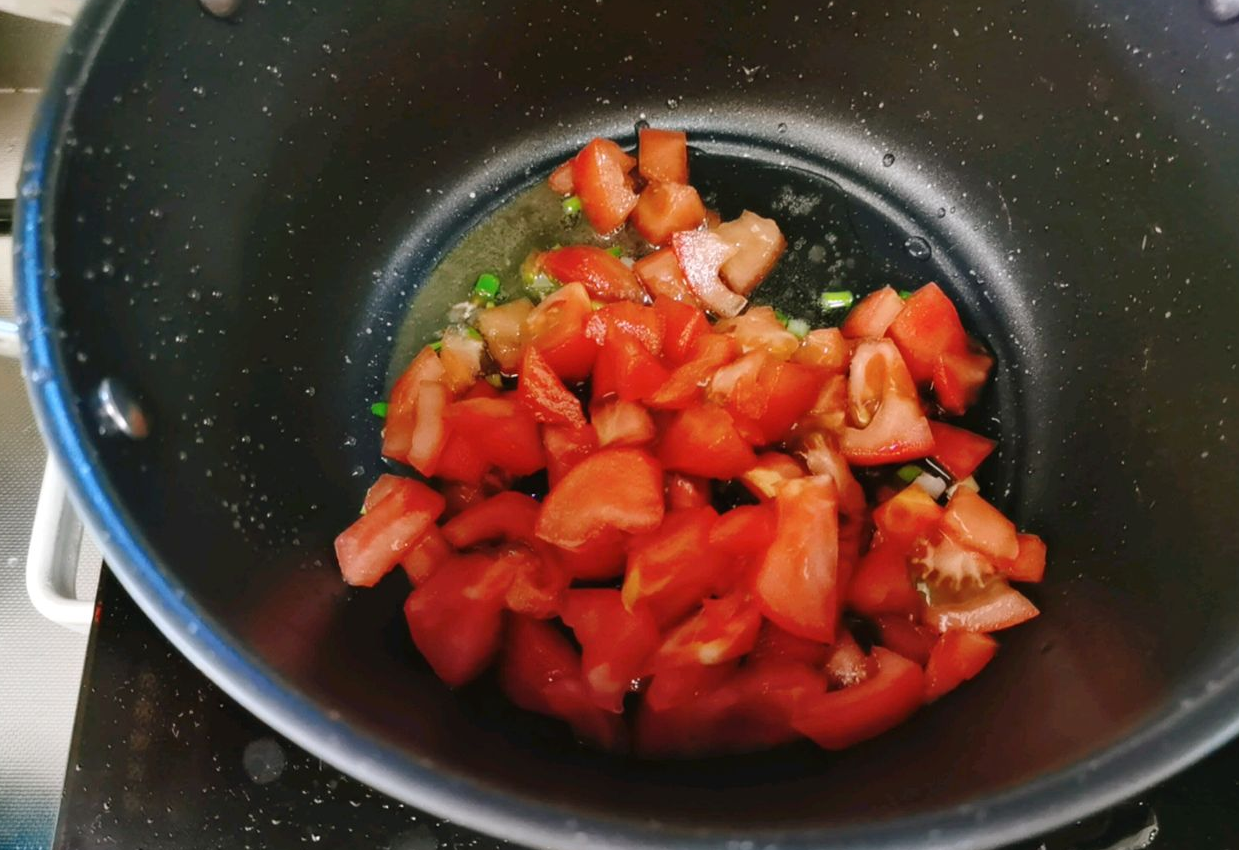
(54, 569, 1239, 850)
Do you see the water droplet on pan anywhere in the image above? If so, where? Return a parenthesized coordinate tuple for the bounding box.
(905, 236, 932, 260)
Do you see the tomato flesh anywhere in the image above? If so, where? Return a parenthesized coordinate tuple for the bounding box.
(631, 182, 706, 246)
(638, 128, 689, 185)
(336, 477, 446, 587)
(541, 245, 646, 303)
(571, 138, 638, 234)
(536, 448, 665, 549)
(925, 629, 998, 701)
(792, 647, 925, 750)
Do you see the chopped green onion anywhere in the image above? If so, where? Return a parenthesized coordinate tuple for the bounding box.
(898, 289, 913, 300)
(485, 373, 503, 388)
(773, 308, 791, 326)
(562, 195, 582, 216)
(473, 273, 501, 299)
(430, 340, 442, 352)
(465, 326, 484, 341)
(370, 402, 388, 418)
(786, 317, 810, 339)
(606, 245, 624, 258)
(896, 464, 923, 484)
(820, 290, 855, 311)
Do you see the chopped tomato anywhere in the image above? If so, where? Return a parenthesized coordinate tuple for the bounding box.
(630, 182, 706, 246)
(912, 530, 995, 591)
(500, 545, 568, 619)
(888, 283, 970, 384)
(547, 160, 574, 195)
(536, 447, 665, 549)
(446, 396, 544, 477)
(644, 661, 736, 712)
(824, 631, 875, 689)
(571, 138, 638, 234)
(941, 489, 1020, 562)
(928, 421, 996, 480)
(873, 484, 944, 546)
(542, 423, 598, 487)
(336, 477, 446, 587)
(440, 491, 540, 548)
(644, 333, 738, 410)
(847, 542, 920, 617)
(924, 629, 998, 701)
(478, 298, 533, 374)
(715, 306, 799, 360)
(748, 620, 830, 668)
(840, 340, 934, 466)
(873, 614, 937, 665)
(795, 372, 849, 436)
(623, 506, 722, 626)
(792, 647, 924, 750)
(794, 327, 850, 372)
(592, 398, 657, 447)
(523, 282, 597, 382)
(998, 533, 1047, 583)
(671, 230, 747, 318)
(592, 333, 671, 403)
(361, 473, 405, 512)
(933, 349, 994, 415)
(651, 592, 762, 669)
(463, 379, 501, 400)
(584, 301, 665, 355)
(740, 452, 805, 500)
(799, 432, 867, 518)
(637, 128, 689, 185)
(437, 328, 485, 396)
(754, 476, 840, 642)
(401, 526, 452, 585)
(561, 589, 661, 712)
(841, 286, 905, 339)
(404, 553, 513, 686)
(405, 380, 450, 476)
(634, 674, 740, 757)
(633, 248, 698, 306)
(714, 211, 786, 297)
(923, 579, 1039, 633)
(709, 503, 777, 562)
(439, 480, 493, 518)
(542, 529, 628, 581)
(749, 358, 827, 444)
(434, 431, 491, 484)
(541, 245, 646, 303)
(665, 472, 711, 510)
(382, 346, 446, 461)
(726, 659, 827, 750)
(516, 345, 586, 428)
(652, 296, 711, 364)
(658, 404, 758, 479)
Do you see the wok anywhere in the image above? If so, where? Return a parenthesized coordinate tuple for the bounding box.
(14, 0, 1239, 847)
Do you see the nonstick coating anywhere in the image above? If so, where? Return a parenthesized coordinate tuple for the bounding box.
(15, 1, 1239, 848)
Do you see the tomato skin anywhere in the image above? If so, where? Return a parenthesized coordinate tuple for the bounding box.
(740, 452, 805, 500)
(516, 345, 586, 428)
(657, 404, 758, 479)
(547, 160, 574, 195)
(751, 359, 828, 444)
(592, 333, 671, 404)
(714, 211, 787, 297)
(523, 282, 597, 382)
(873, 484, 944, 546)
(630, 182, 707, 246)
(433, 431, 491, 484)
(622, 506, 722, 626)
(652, 296, 711, 365)
(644, 333, 738, 410)
(847, 542, 921, 617)
(933, 349, 994, 415)
(928, 420, 996, 480)
(709, 503, 777, 562)
(542, 529, 628, 582)
(440, 491, 540, 548)
(361, 474, 405, 513)
(336, 478, 447, 587)
(446, 396, 545, 477)
(542, 423, 598, 487)
(998, 533, 1047, 583)
(401, 526, 452, 586)
(941, 489, 1020, 562)
(536, 447, 665, 549)
(585, 301, 665, 356)
(754, 475, 841, 642)
(633, 248, 698, 307)
(792, 647, 925, 750)
(748, 620, 830, 668)
(571, 138, 638, 234)
(924, 629, 998, 701)
(561, 589, 661, 712)
(671, 230, 747, 318)
(794, 327, 851, 372)
(923, 580, 1039, 633)
(651, 592, 762, 669)
(727, 659, 827, 750)
(888, 283, 970, 384)
(874, 614, 938, 665)
(404, 553, 513, 687)
(541, 245, 646, 303)
(638, 128, 689, 184)
(665, 472, 711, 510)
(382, 346, 446, 462)
(841, 286, 905, 339)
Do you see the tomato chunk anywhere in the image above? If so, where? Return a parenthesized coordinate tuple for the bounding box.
(336, 478, 446, 587)
(592, 333, 671, 403)
(888, 283, 970, 384)
(873, 484, 944, 546)
(847, 542, 920, 618)
(536, 448, 665, 549)
(740, 452, 805, 500)
(500, 545, 568, 619)
(874, 614, 937, 665)
(840, 340, 934, 466)
(634, 249, 699, 307)
(998, 533, 1047, 583)
(638, 128, 689, 185)
(541, 245, 646, 303)
(584, 301, 665, 355)
(924, 580, 1039, 633)
(645, 333, 738, 410)
(592, 398, 657, 447)
(571, 138, 638, 234)
(941, 489, 1020, 562)
(478, 298, 533, 374)
(653, 296, 711, 364)
(714, 211, 786, 297)
(446, 397, 545, 477)
(841, 286, 905, 339)
(547, 160, 574, 195)
(623, 506, 722, 626)
(793, 327, 850, 373)
(671, 230, 747, 318)
(630, 182, 706, 246)
(523, 282, 597, 382)
(709, 503, 777, 562)
(925, 629, 999, 701)
(658, 405, 758, 479)
(665, 473, 711, 511)
(928, 421, 997, 480)
(792, 647, 925, 750)
(716, 306, 799, 360)
(749, 620, 831, 668)
(542, 528, 628, 582)
(562, 589, 661, 712)
(382, 346, 446, 462)
(401, 526, 452, 585)
(517, 345, 586, 428)
(542, 423, 598, 487)
(434, 431, 491, 484)
(651, 592, 762, 669)
(441, 491, 540, 549)
(933, 349, 994, 415)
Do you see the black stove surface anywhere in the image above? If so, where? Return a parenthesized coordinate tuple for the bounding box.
(54, 569, 1239, 850)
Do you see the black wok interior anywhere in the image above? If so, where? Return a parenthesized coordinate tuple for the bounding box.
(43, 0, 1239, 840)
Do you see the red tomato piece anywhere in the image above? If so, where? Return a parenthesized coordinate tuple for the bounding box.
(824, 631, 875, 689)
(401, 526, 452, 586)
(637, 128, 689, 185)
(440, 491, 540, 549)
(540, 245, 646, 303)
(652, 296, 710, 364)
(438, 327, 486, 395)
(446, 397, 545, 477)
(728, 659, 828, 750)
(715, 306, 799, 360)
(740, 452, 805, 500)
(542, 423, 598, 487)
(928, 421, 997, 480)
(644, 661, 736, 712)
(841, 286, 905, 339)
(405, 380, 450, 476)
(561, 589, 662, 712)
(644, 333, 738, 410)
(998, 533, 1047, 583)
(440, 480, 492, 519)
(584, 301, 665, 355)
(474, 299, 530, 375)
(382, 346, 446, 462)
(592, 398, 657, 447)
(751, 358, 828, 444)
(499, 615, 624, 749)
(749, 620, 830, 668)
(795, 372, 849, 436)
(709, 503, 778, 562)
(499, 545, 568, 619)
(523, 282, 597, 382)
(651, 592, 762, 669)
(754, 475, 841, 642)
(592, 333, 671, 403)
(336, 477, 447, 587)
(874, 614, 938, 665)
(793, 327, 850, 372)
(434, 431, 491, 484)
(799, 432, 868, 518)
(634, 249, 699, 307)
(713, 211, 787, 297)
(634, 674, 741, 757)
(665, 472, 711, 511)
(536, 447, 665, 549)
(404, 553, 513, 686)
(873, 484, 944, 546)
(847, 542, 921, 617)
(924, 629, 999, 701)
(941, 489, 1020, 562)
(623, 506, 722, 626)
(840, 340, 934, 466)
(541, 528, 628, 581)
(571, 138, 638, 234)
(658, 404, 758, 479)
(671, 230, 747, 318)
(792, 647, 925, 750)
(933, 349, 994, 415)
(549, 159, 575, 194)
(516, 345, 586, 427)
(923, 579, 1039, 633)
(887, 283, 970, 384)
(361, 473, 404, 513)
(630, 182, 707, 246)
